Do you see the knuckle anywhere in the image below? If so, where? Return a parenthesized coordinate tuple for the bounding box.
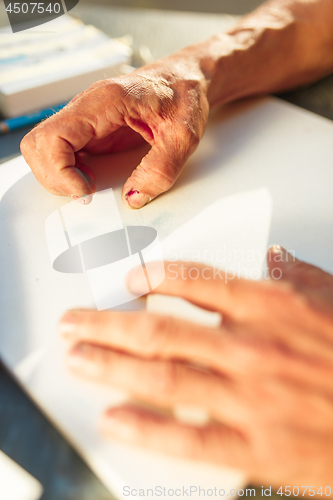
(139, 315, 171, 355)
(151, 361, 179, 400)
(134, 160, 176, 192)
(86, 79, 107, 92)
(20, 130, 39, 167)
(20, 133, 31, 154)
(87, 345, 113, 378)
(129, 313, 161, 354)
(152, 164, 176, 191)
(152, 315, 180, 354)
(97, 350, 114, 379)
(73, 344, 104, 374)
(33, 120, 52, 142)
(103, 79, 125, 98)
(21, 128, 39, 154)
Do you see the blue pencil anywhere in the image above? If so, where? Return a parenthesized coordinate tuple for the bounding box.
(0, 102, 68, 134)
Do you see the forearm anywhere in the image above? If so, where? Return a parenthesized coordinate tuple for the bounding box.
(172, 0, 333, 107)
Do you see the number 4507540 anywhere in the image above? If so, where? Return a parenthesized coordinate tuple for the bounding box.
(277, 486, 331, 497)
(6, 3, 61, 14)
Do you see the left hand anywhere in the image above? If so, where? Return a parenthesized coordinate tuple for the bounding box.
(20, 54, 209, 209)
(59, 245, 333, 491)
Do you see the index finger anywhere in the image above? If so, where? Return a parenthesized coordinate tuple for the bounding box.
(127, 261, 271, 320)
(20, 82, 124, 197)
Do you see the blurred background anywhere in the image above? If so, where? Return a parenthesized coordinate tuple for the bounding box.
(78, 0, 263, 14)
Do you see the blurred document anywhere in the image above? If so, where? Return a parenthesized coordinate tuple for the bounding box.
(0, 451, 43, 500)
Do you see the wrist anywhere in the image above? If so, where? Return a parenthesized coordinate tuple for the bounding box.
(174, 0, 333, 109)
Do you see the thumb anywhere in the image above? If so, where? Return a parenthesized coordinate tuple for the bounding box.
(267, 245, 298, 281)
(267, 245, 332, 291)
(121, 128, 197, 209)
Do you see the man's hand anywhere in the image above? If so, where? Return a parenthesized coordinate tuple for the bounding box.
(20, 0, 333, 208)
(59, 246, 333, 491)
(20, 61, 209, 208)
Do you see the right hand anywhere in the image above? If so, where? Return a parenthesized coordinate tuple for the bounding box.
(61, 246, 333, 492)
(20, 54, 209, 208)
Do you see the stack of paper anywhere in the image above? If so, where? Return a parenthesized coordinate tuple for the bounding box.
(0, 15, 132, 117)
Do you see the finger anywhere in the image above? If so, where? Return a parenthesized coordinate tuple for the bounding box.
(20, 83, 124, 197)
(267, 245, 302, 281)
(67, 343, 246, 424)
(60, 309, 252, 375)
(126, 261, 270, 321)
(267, 245, 333, 291)
(101, 406, 333, 489)
(69, 341, 333, 434)
(267, 245, 333, 318)
(60, 310, 333, 393)
(74, 155, 96, 181)
(100, 405, 251, 472)
(121, 121, 200, 209)
(126, 261, 333, 363)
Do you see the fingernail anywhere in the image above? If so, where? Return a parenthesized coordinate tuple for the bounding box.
(71, 195, 85, 205)
(126, 266, 149, 294)
(270, 244, 283, 254)
(100, 411, 140, 440)
(68, 344, 90, 366)
(59, 311, 79, 337)
(71, 194, 93, 205)
(82, 194, 93, 205)
(269, 245, 289, 263)
(125, 189, 150, 209)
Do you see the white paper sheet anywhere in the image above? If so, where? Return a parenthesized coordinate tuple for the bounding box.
(0, 451, 43, 500)
(45, 188, 165, 309)
(60, 188, 124, 246)
(1, 96, 333, 498)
